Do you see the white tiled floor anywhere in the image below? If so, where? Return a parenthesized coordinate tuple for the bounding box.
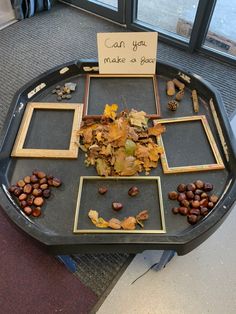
(97, 203, 236, 314)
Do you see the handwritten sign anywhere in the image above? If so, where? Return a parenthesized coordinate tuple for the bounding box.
(97, 32, 158, 74)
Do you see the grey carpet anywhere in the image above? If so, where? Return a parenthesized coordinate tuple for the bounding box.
(0, 2, 236, 296)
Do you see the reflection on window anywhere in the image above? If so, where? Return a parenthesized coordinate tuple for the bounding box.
(137, 0, 199, 40)
(90, 0, 118, 9)
(204, 0, 236, 57)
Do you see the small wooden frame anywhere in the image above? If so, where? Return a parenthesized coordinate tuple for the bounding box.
(11, 102, 83, 158)
(154, 115, 225, 174)
(73, 176, 166, 234)
(83, 74, 161, 119)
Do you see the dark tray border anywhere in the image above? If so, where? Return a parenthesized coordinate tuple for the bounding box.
(0, 59, 236, 255)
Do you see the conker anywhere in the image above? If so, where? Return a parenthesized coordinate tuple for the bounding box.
(201, 192, 208, 199)
(23, 176, 31, 184)
(191, 200, 200, 208)
(189, 209, 200, 216)
(178, 193, 186, 202)
(23, 184, 33, 194)
(8, 185, 17, 193)
(33, 197, 44, 206)
(17, 180, 25, 188)
(194, 195, 201, 201)
(52, 177, 62, 187)
(18, 193, 27, 201)
(179, 207, 188, 216)
(30, 175, 38, 183)
(186, 183, 196, 192)
(128, 186, 139, 197)
(32, 207, 42, 217)
(207, 202, 214, 209)
(209, 194, 218, 204)
(168, 191, 178, 200)
(194, 180, 204, 189)
(98, 187, 108, 195)
(187, 214, 198, 225)
(23, 206, 33, 216)
(203, 182, 213, 192)
(200, 207, 209, 216)
(14, 187, 22, 197)
(112, 202, 123, 211)
(43, 189, 51, 198)
(172, 207, 179, 214)
(186, 191, 194, 199)
(177, 184, 186, 192)
(181, 199, 190, 207)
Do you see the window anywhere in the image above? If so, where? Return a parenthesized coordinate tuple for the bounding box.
(203, 0, 236, 58)
(136, 0, 199, 42)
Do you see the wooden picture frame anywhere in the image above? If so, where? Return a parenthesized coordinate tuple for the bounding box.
(154, 115, 225, 174)
(11, 102, 83, 159)
(83, 74, 161, 119)
(73, 176, 166, 234)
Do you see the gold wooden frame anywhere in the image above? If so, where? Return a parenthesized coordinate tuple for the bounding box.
(11, 102, 83, 159)
(83, 74, 161, 119)
(154, 115, 225, 174)
(73, 176, 166, 234)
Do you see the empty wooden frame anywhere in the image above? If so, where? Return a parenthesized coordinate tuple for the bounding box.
(11, 102, 83, 158)
(154, 115, 225, 173)
(73, 176, 166, 234)
(83, 74, 161, 119)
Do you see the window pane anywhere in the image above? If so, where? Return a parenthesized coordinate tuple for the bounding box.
(204, 0, 236, 58)
(90, 0, 118, 9)
(137, 0, 199, 41)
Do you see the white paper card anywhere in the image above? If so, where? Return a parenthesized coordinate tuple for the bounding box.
(97, 32, 158, 74)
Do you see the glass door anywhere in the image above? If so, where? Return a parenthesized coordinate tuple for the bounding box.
(203, 0, 236, 59)
(62, 0, 125, 24)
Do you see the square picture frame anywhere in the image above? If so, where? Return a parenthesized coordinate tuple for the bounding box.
(83, 74, 161, 119)
(73, 176, 166, 234)
(11, 102, 83, 159)
(154, 115, 225, 174)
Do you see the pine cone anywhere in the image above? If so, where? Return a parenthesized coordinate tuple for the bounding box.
(168, 100, 179, 111)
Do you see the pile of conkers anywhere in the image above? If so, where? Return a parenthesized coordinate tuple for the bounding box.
(168, 180, 219, 225)
(8, 170, 62, 218)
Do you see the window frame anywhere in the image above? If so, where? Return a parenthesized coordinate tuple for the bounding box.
(60, 0, 126, 24)
(126, 0, 236, 65)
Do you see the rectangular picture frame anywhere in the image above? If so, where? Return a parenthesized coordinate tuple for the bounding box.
(154, 115, 225, 174)
(73, 176, 166, 234)
(83, 74, 161, 119)
(11, 102, 83, 159)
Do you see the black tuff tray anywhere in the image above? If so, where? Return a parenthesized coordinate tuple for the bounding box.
(0, 59, 235, 255)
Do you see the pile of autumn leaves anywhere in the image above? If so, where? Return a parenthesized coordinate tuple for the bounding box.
(77, 104, 165, 176)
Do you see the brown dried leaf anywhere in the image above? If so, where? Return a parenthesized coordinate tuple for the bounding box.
(121, 217, 137, 230)
(96, 158, 111, 176)
(135, 144, 149, 159)
(148, 123, 166, 136)
(136, 210, 149, 221)
(148, 143, 163, 162)
(108, 218, 122, 230)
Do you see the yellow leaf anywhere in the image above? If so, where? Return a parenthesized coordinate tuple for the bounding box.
(96, 132, 103, 142)
(148, 123, 166, 136)
(103, 104, 118, 120)
(95, 217, 109, 228)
